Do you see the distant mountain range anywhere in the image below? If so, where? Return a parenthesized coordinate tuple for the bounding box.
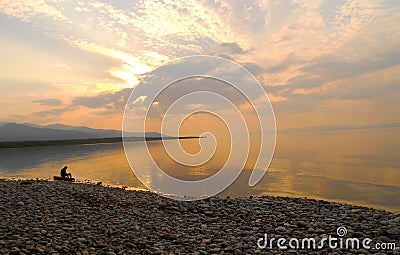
(0, 123, 163, 142)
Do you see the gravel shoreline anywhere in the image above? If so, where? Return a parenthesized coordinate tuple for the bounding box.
(1, 179, 399, 254)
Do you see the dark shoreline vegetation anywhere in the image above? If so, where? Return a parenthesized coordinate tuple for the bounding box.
(0, 179, 399, 254)
(0, 136, 203, 149)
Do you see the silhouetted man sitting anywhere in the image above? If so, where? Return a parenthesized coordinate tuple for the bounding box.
(60, 166, 72, 178)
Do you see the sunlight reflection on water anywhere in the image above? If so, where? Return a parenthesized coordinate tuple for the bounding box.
(0, 128, 399, 212)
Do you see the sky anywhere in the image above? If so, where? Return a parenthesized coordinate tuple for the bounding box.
(0, 0, 399, 130)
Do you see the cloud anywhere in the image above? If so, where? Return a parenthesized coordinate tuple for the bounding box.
(188, 103, 207, 109)
(0, 0, 69, 22)
(59, 38, 151, 87)
(212, 42, 245, 56)
(33, 107, 72, 117)
(264, 53, 298, 74)
(287, 50, 400, 93)
(331, 0, 386, 48)
(72, 88, 131, 111)
(1, 0, 400, 129)
(241, 63, 265, 76)
(294, 64, 400, 101)
(33, 98, 63, 106)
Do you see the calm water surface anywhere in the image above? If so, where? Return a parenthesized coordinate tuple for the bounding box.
(1, 128, 399, 212)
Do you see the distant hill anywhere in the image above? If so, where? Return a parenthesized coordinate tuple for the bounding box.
(0, 123, 163, 142)
(44, 123, 121, 137)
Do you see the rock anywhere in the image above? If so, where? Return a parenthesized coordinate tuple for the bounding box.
(1, 179, 399, 255)
(387, 226, 399, 235)
(207, 248, 221, 253)
(224, 246, 233, 251)
(36, 247, 45, 253)
(389, 216, 400, 224)
(297, 221, 307, 227)
(202, 238, 212, 244)
(275, 226, 286, 232)
(233, 249, 242, 255)
(11, 247, 21, 252)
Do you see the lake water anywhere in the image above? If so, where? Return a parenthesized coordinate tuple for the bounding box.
(1, 127, 399, 212)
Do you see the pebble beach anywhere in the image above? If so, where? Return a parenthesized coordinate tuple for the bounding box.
(0, 179, 399, 254)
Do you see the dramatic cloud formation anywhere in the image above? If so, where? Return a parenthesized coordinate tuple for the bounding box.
(0, 0, 399, 129)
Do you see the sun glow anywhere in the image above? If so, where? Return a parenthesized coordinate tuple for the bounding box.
(109, 66, 141, 87)
(95, 82, 130, 92)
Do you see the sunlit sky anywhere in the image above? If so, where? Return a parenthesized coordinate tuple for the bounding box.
(1, 0, 399, 130)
